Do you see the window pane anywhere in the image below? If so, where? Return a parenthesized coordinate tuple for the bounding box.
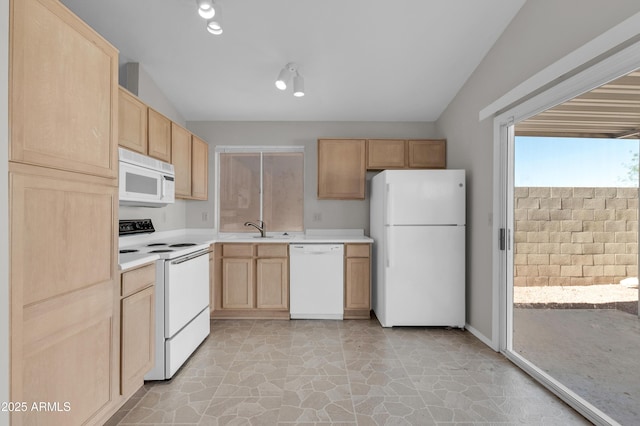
(219, 153, 261, 232)
(263, 152, 304, 232)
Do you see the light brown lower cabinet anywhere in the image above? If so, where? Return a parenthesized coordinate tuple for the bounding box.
(213, 243, 289, 319)
(209, 245, 215, 315)
(120, 263, 155, 398)
(344, 244, 371, 319)
(256, 258, 289, 309)
(222, 257, 254, 309)
(9, 163, 119, 426)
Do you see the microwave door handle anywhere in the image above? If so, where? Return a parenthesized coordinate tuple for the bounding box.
(161, 176, 166, 198)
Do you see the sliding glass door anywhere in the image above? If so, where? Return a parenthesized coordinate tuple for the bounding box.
(501, 82, 640, 424)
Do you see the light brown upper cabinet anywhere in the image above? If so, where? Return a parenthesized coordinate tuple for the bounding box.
(118, 89, 209, 198)
(147, 108, 172, 162)
(119, 90, 172, 163)
(173, 130, 209, 201)
(171, 123, 192, 198)
(118, 87, 148, 155)
(191, 135, 209, 200)
(10, 0, 118, 179)
(317, 139, 366, 199)
(366, 139, 446, 170)
(408, 139, 446, 168)
(367, 139, 407, 169)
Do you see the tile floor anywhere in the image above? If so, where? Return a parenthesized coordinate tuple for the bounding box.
(106, 319, 589, 425)
(514, 308, 640, 425)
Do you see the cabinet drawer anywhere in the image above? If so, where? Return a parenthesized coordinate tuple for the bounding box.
(257, 244, 288, 258)
(346, 244, 370, 258)
(121, 263, 156, 297)
(222, 244, 253, 257)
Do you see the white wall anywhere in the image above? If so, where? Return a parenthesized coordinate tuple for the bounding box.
(436, 0, 640, 342)
(185, 121, 437, 233)
(137, 65, 186, 126)
(1, 0, 9, 423)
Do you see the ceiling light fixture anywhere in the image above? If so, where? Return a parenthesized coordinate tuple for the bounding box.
(198, 0, 222, 36)
(275, 63, 305, 97)
(206, 19, 223, 35)
(293, 73, 305, 97)
(206, 5, 223, 35)
(196, 0, 216, 19)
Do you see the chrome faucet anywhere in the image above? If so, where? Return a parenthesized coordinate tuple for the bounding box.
(244, 220, 266, 237)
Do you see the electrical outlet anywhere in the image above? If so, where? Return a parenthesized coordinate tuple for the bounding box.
(202, 212, 209, 221)
(313, 212, 322, 222)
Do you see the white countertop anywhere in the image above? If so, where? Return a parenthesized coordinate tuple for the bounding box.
(118, 228, 373, 271)
(119, 252, 160, 271)
(215, 229, 373, 244)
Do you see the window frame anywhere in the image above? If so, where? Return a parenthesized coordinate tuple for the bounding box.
(215, 145, 305, 234)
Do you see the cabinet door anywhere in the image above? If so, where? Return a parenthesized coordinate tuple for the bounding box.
(118, 88, 148, 154)
(10, 0, 118, 178)
(121, 286, 155, 397)
(191, 135, 209, 200)
(10, 166, 118, 425)
(345, 257, 371, 310)
(148, 108, 172, 162)
(367, 139, 406, 170)
(222, 258, 254, 309)
(317, 139, 366, 199)
(209, 246, 215, 316)
(408, 139, 446, 169)
(172, 123, 193, 198)
(256, 258, 288, 309)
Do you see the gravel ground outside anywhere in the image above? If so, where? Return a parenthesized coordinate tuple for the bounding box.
(514, 284, 639, 315)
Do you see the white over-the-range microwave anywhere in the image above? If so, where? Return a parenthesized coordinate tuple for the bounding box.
(119, 147, 175, 207)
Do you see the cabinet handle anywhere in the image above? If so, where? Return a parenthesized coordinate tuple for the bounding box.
(386, 227, 392, 267)
(171, 249, 210, 265)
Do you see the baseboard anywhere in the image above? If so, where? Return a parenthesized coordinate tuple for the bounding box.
(465, 323, 498, 351)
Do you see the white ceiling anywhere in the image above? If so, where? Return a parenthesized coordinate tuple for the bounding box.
(61, 0, 525, 122)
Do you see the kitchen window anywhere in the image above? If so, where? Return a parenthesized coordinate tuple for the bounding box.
(216, 147, 304, 233)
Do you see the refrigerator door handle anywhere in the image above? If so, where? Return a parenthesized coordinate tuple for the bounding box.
(386, 226, 392, 267)
(386, 184, 392, 225)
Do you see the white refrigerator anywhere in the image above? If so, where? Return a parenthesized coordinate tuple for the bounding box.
(370, 169, 465, 328)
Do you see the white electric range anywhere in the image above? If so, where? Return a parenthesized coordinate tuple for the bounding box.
(119, 219, 211, 380)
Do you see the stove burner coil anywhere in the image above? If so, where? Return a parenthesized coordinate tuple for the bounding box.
(119, 249, 139, 254)
(170, 243, 197, 247)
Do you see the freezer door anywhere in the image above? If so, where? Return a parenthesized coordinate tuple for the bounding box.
(383, 225, 465, 327)
(385, 170, 465, 226)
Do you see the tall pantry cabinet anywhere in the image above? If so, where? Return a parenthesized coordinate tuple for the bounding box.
(9, 0, 120, 425)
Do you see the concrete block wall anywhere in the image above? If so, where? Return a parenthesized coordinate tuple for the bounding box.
(514, 187, 638, 286)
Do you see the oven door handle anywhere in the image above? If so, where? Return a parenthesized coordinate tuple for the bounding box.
(170, 249, 211, 265)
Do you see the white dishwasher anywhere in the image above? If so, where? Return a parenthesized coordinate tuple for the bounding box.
(289, 244, 344, 319)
